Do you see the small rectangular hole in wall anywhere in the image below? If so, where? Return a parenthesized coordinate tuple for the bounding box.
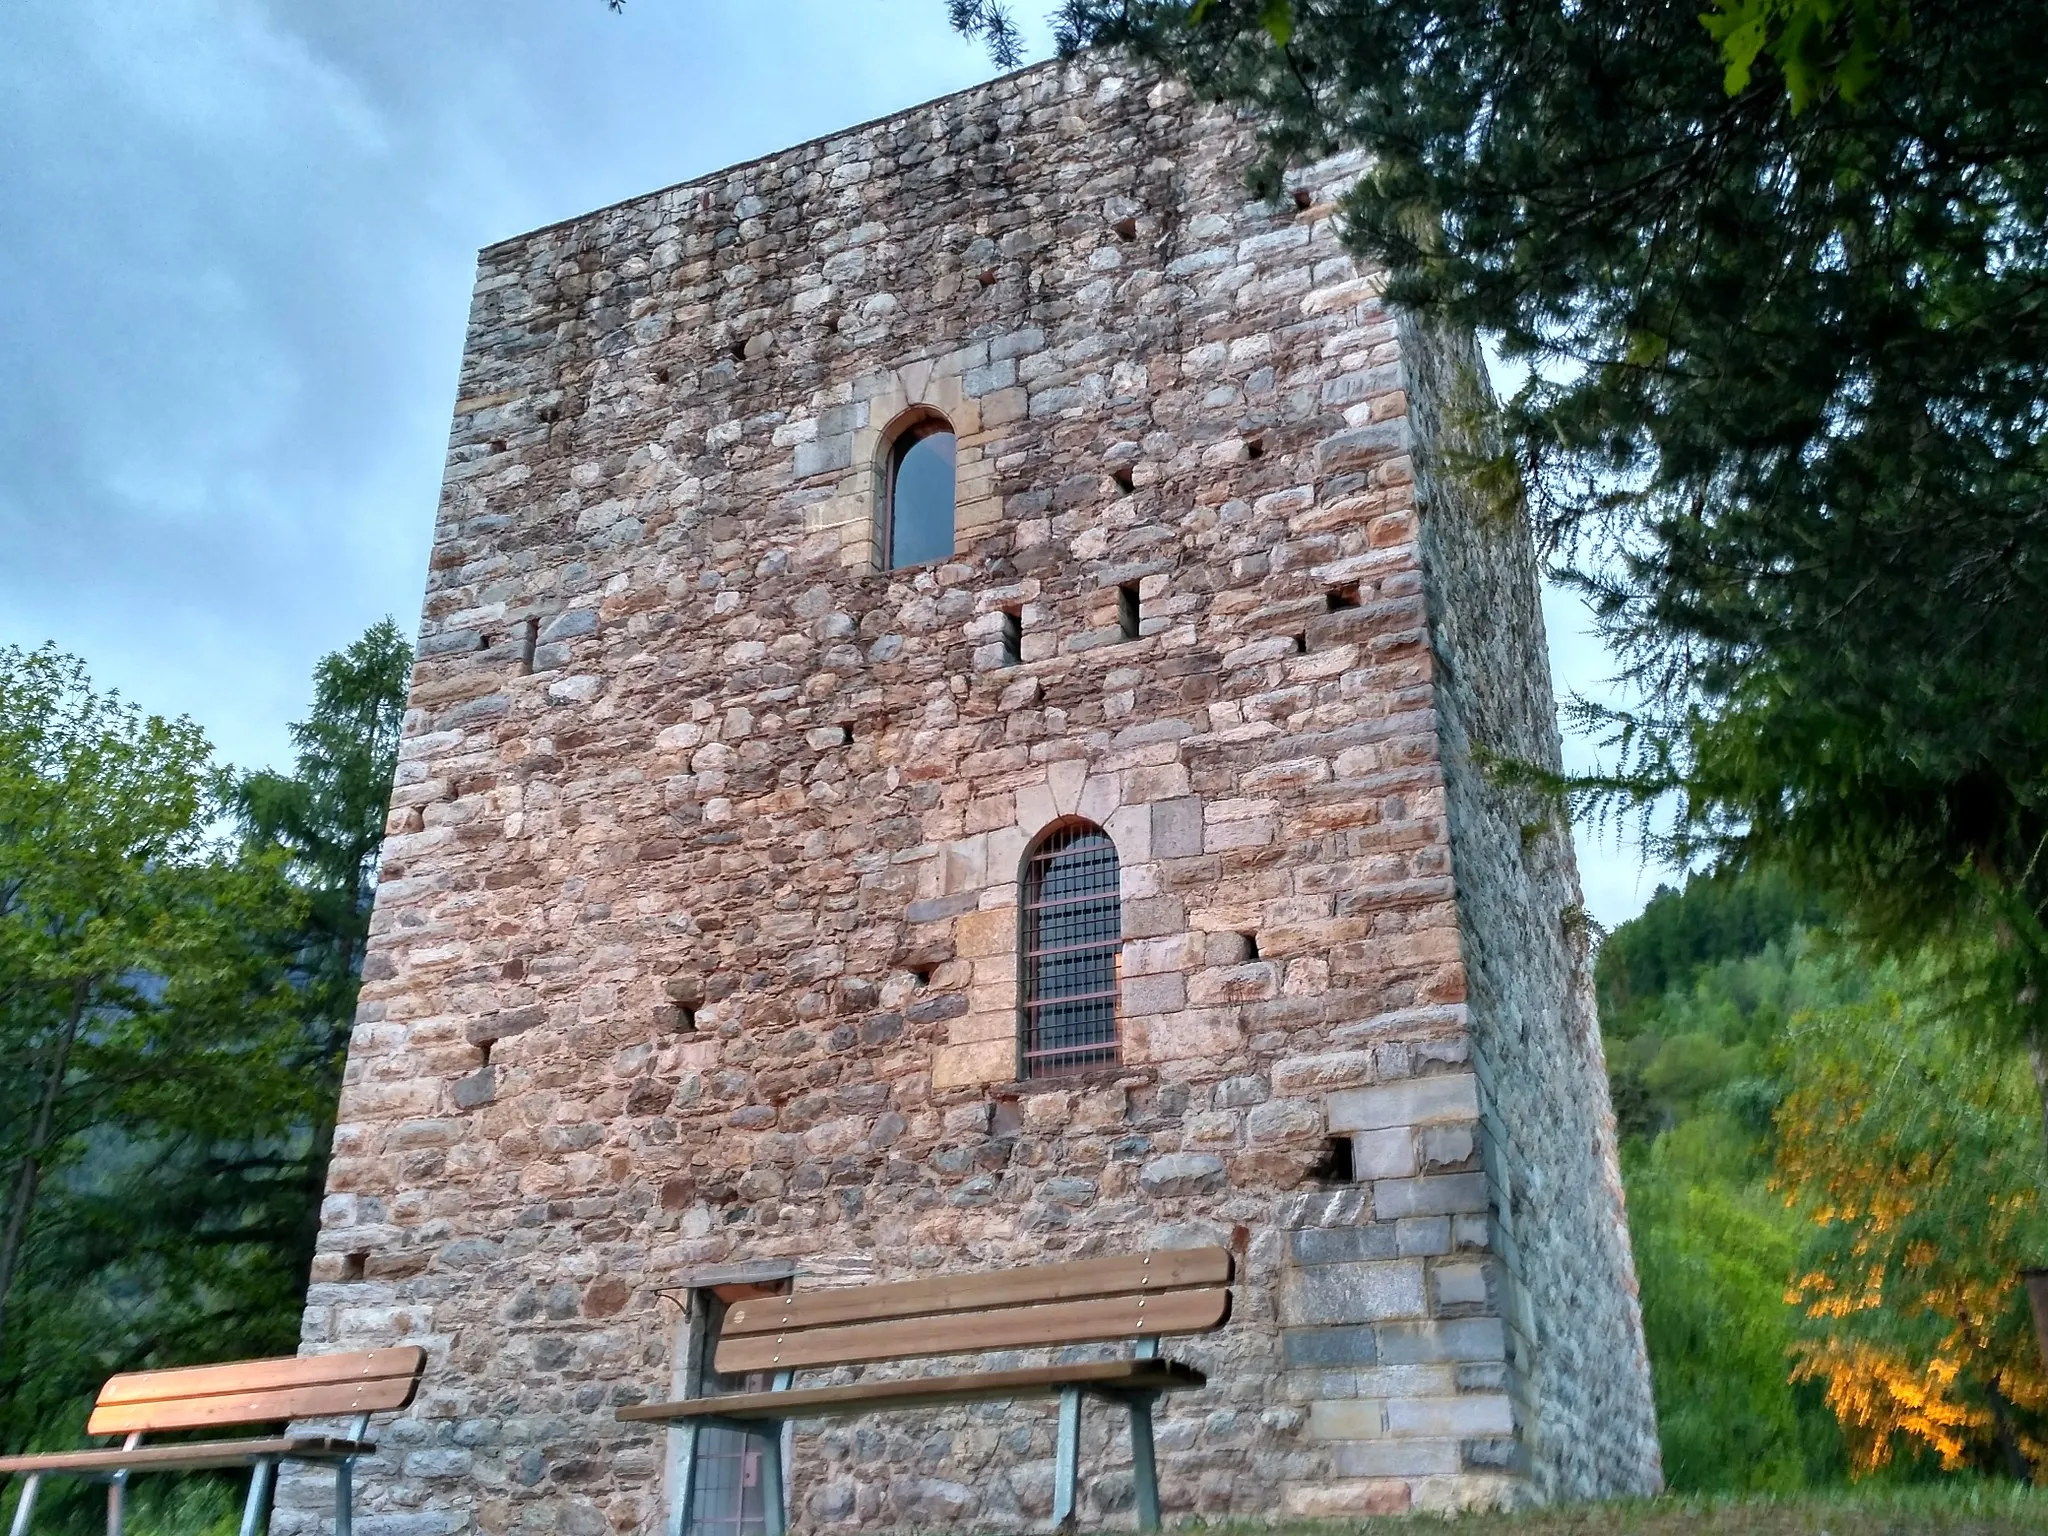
(518, 618, 538, 674)
(1292, 633, 1308, 654)
(677, 1005, 698, 1032)
(1246, 437, 1265, 460)
(1118, 585, 1141, 642)
(478, 1040, 494, 1068)
(1312, 1137, 1355, 1185)
(1000, 610, 1022, 667)
(342, 1252, 368, 1282)
(1242, 931, 1261, 960)
(1326, 585, 1361, 612)
(1110, 464, 1135, 494)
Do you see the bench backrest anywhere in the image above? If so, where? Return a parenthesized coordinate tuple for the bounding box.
(86, 1348, 427, 1438)
(714, 1248, 1232, 1375)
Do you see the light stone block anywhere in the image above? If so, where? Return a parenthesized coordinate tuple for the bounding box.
(1327, 1072, 1481, 1132)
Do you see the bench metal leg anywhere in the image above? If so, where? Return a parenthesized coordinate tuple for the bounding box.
(1052, 1385, 1083, 1529)
(335, 1457, 355, 1536)
(9, 1473, 40, 1536)
(756, 1426, 786, 1536)
(107, 1471, 126, 1536)
(238, 1457, 275, 1536)
(1127, 1394, 1160, 1532)
(668, 1422, 700, 1536)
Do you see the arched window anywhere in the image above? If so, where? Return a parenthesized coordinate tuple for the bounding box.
(1020, 822, 1121, 1078)
(883, 414, 956, 569)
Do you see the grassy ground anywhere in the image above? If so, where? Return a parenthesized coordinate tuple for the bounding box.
(14, 1482, 2047, 1535)
(1220, 1486, 2048, 1535)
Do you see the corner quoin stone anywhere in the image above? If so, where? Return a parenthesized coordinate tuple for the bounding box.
(286, 53, 1661, 1536)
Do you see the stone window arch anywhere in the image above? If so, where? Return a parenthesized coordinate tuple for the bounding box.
(1019, 820, 1122, 1078)
(879, 407, 956, 569)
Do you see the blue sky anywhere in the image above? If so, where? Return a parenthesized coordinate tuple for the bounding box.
(0, 0, 1671, 928)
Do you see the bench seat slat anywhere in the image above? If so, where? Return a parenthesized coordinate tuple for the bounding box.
(85, 1348, 426, 1437)
(713, 1287, 1230, 1375)
(721, 1249, 1231, 1337)
(87, 1381, 420, 1438)
(93, 1347, 425, 1406)
(618, 1360, 1206, 1425)
(0, 1437, 372, 1477)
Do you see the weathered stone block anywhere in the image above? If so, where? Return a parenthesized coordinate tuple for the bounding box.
(1373, 1173, 1489, 1219)
(1283, 1259, 1427, 1325)
(1386, 1395, 1515, 1437)
(1291, 1224, 1399, 1265)
(1282, 1326, 1380, 1368)
(1138, 1153, 1227, 1197)
(1307, 1400, 1387, 1440)
(1327, 1073, 1480, 1131)
(1332, 1439, 1462, 1478)
(1375, 1318, 1508, 1365)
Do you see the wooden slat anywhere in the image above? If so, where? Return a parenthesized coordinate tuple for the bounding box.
(94, 1347, 424, 1406)
(618, 1360, 1206, 1425)
(714, 1287, 1230, 1374)
(0, 1437, 370, 1477)
(722, 1249, 1232, 1337)
(88, 1379, 420, 1437)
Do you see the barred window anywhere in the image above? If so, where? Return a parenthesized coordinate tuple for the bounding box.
(1020, 822, 1121, 1078)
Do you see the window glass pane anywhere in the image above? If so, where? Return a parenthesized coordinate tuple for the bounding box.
(1021, 825, 1120, 1078)
(889, 430, 956, 568)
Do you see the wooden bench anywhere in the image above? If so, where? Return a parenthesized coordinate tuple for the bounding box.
(618, 1248, 1234, 1535)
(0, 1347, 425, 1536)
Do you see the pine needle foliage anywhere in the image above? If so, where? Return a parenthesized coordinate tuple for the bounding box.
(1013, 0, 2048, 1060)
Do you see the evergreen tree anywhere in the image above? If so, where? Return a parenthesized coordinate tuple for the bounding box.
(227, 619, 411, 1298)
(982, 0, 2048, 1093)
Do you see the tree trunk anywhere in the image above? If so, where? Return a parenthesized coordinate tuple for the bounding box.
(2030, 1026, 2048, 1176)
(0, 988, 88, 1365)
(1985, 1375, 2033, 1481)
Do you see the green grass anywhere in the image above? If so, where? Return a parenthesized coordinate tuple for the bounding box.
(1198, 1485, 2048, 1535)
(0, 1475, 239, 1536)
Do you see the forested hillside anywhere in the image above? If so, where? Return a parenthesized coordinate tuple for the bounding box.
(1603, 872, 2048, 1488)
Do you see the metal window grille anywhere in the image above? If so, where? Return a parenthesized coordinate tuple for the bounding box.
(1021, 823, 1121, 1078)
(689, 1305, 774, 1536)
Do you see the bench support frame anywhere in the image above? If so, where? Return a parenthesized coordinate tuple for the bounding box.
(5, 1411, 372, 1536)
(1050, 1380, 1163, 1532)
(8, 1475, 37, 1536)
(660, 1344, 1170, 1535)
(642, 1256, 1226, 1534)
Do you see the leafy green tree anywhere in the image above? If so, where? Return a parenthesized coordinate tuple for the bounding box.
(0, 647, 310, 1447)
(1627, 1115, 1847, 1490)
(0, 624, 410, 1499)
(1598, 868, 1828, 1032)
(1778, 975, 2048, 1477)
(985, 0, 2048, 1122)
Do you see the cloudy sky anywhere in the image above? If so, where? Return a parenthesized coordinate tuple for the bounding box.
(0, 0, 1670, 927)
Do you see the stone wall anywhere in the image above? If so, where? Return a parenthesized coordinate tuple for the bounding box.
(280, 55, 1656, 1536)
(1397, 314, 1663, 1497)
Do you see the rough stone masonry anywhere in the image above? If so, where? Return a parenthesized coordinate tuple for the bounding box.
(284, 54, 1661, 1536)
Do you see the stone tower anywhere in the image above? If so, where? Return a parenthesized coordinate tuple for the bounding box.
(286, 56, 1660, 1536)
